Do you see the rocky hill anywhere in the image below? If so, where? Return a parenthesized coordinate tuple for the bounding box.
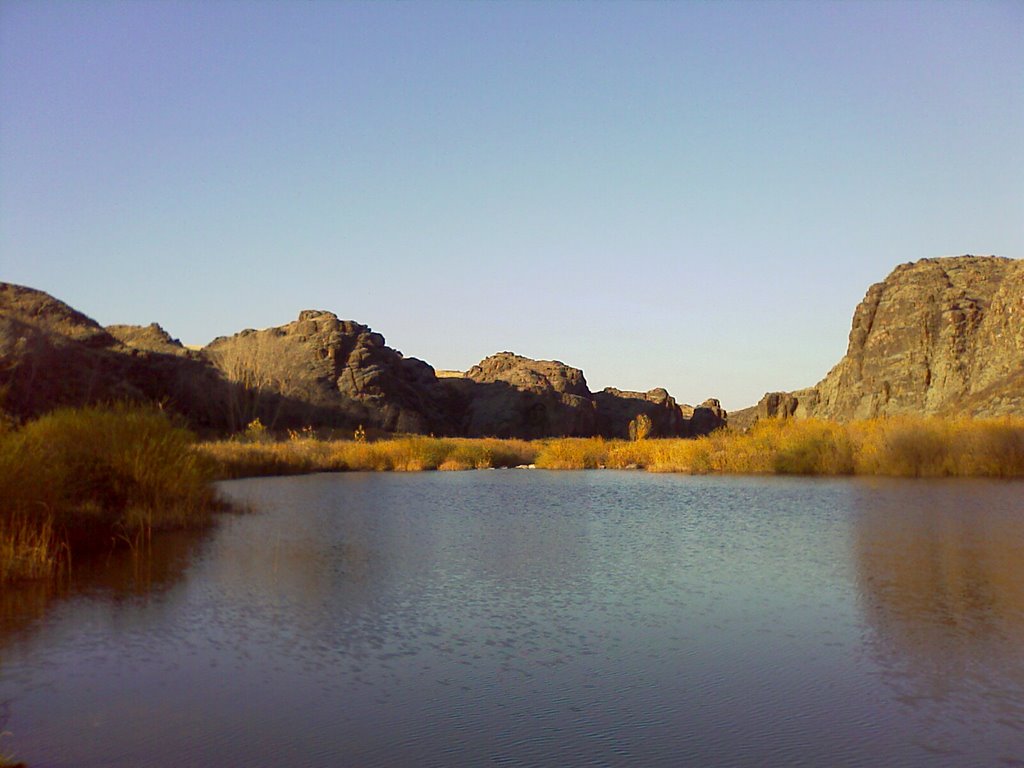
(0, 283, 725, 438)
(6, 255, 1018, 436)
(0, 283, 234, 429)
(748, 255, 1023, 424)
(203, 310, 454, 434)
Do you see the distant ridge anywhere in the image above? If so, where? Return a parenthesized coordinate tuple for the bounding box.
(5, 254, 1019, 436)
(0, 284, 724, 438)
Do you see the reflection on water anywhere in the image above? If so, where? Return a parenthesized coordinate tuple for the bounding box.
(1, 472, 1022, 767)
(0, 527, 209, 641)
(852, 481, 1024, 757)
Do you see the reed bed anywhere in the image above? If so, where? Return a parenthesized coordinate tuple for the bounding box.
(201, 416, 1024, 479)
(0, 405, 219, 584)
(200, 435, 538, 477)
(535, 417, 1024, 477)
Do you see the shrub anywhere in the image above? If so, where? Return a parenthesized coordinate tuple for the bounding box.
(629, 413, 653, 441)
(243, 417, 269, 442)
(0, 404, 220, 583)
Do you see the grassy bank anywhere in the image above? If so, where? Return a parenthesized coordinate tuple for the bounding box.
(200, 416, 1024, 479)
(644, 417, 1024, 476)
(4, 411, 1022, 584)
(0, 405, 219, 585)
(201, 435, 538, 477)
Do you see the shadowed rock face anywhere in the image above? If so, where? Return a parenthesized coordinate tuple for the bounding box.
(682, 398, 729, 436)
(0, 284, 233, 429)
(441, 355, 727, 439)
(449, 352, 598, 438)
(1, 283, 727, 438)
(754, 256, 1024, 422)
(0, 283, 116, 348)
(203, 310, 453, 434)
(595, 387, 689, 438)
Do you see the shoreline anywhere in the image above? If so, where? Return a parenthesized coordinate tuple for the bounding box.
(4, 407, 1023, 587)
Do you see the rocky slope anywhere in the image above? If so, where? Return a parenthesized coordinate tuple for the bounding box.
(453, 352, 597, 439)
(0, 283, 232, 429)
(751, 255, 1023, 423)
(8, 254, 1018, 437)
(0, 283, 725, 438)
(203, 310, 453, 434)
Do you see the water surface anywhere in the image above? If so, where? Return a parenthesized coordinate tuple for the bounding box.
(2, 472, 1022, 766)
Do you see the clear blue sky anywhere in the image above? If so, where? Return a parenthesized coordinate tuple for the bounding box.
(2, 1, 1021, 410)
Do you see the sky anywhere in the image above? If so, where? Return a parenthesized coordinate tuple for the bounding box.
(1, 1, 1021, 411)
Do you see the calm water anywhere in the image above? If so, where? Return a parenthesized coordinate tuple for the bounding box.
(1, 472, 1023, 767)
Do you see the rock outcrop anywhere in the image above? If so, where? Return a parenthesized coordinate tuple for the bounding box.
(1, 282, 728, 438)
(437, 353, 728, 439)
(444, 352, 597, 439)
(682, 398, 729, 436)
(0, 284, 231, 429)
(203, 310, 453, 434)
(106, 323, 188, 356)
(595, 387, 694, 438)
(754, 255, 1023, 422)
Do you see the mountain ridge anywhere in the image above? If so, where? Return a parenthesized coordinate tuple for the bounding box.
(0, 284, 724, 438)
(4, 254, 1020, 436)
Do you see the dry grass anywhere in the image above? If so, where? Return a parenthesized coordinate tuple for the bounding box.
(534, 437, 609, 469)
(0, 405, 220, 584)
(647, 417, 1024, 477)
(199, 435, 538, 477)
(199, 417, 1024, 479)
(847, 416, 1024, 477)
(0, 515, 62, 584)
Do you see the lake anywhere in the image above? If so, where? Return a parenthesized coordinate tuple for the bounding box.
(1, 472, 1022, 767)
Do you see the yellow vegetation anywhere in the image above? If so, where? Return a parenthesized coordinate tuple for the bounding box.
(4, 409, 1022, 585)
(536, 417, 1024, 476)
(199, 416, 1024, 477)
(201, 416, 1024, 478)
(200, 435, 538, 477)
(0, 405, 219, 584)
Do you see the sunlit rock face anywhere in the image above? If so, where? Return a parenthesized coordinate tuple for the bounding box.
(755, 256, 1024, 421)
(106, 323, 189, 356)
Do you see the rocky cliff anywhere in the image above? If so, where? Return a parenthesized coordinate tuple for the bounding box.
(436, 352, 726, 439)
(203, 310, 453, 434)
(753, 255, 1023, 422)
(1, 283, 725, 438)
(594, 387, 726, 438)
